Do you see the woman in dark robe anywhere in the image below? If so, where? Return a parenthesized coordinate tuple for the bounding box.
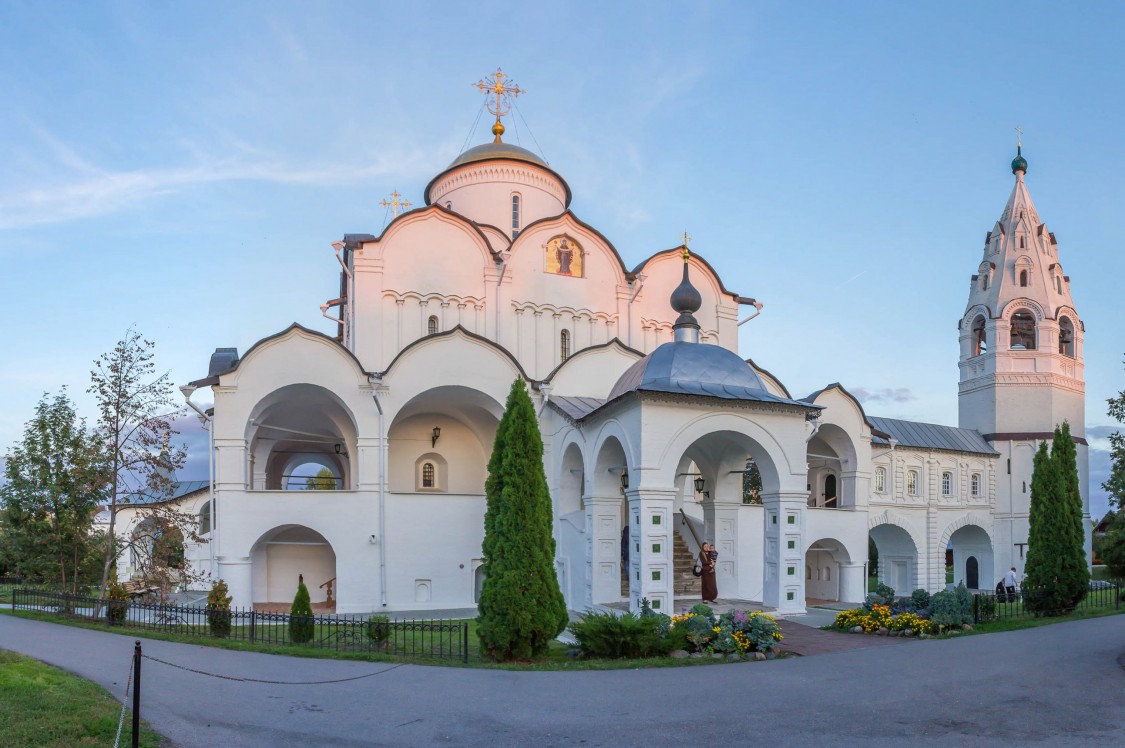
(699, 542, 718, 603)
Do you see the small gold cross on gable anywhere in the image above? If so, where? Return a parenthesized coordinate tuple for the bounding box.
(380, 190, 412, 217)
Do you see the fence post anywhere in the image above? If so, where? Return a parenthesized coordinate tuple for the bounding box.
(462, 621, 469, 664)
(249, 609, 256, 643)
(972, 594, 979, 624)
(132, 640, 141, 748)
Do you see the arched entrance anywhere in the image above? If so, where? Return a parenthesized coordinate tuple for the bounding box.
(251, 525, 337, 612)
(805, 537, 850, 603)
(589, 435, 628, 606)
(806, 423, 859, 509)
(869, 523, 919, 595)
(948, 524, 993, 591)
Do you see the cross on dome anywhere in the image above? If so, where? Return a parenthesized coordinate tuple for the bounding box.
(474, 67, 524, 143)
(380, 190, 412, 217)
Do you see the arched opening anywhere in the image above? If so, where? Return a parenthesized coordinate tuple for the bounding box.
(1019, 269, 1029, 287)
(806, 423, 859, 509)
(556, 442, 586, 606)
(1058, 316, 1075, 357)
(1010, 309, 1037, 350)
(805, 537, 850, 603)
(427, 315, 439, 335)
(947, 524, 992, 591)
(198, 501, 212, 536)
(869, 523, 918, 595)
(247, 384, 357, 491)
(972, 316, 987, 356)
(510, 193, 521, 238)
(590, 435, 629, 605)
(251, 525, 336, 612)
(387, 385, 502, 495)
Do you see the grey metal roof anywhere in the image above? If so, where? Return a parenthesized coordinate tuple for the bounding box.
(550, 396, 606, 422)
(607, 342, 818, 408)
(126, 480, 210, 506)
(868, 417, 998, 455)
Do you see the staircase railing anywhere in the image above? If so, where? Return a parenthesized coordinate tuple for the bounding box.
(679, 508, 702, 550)
(319, 577, 336, 608)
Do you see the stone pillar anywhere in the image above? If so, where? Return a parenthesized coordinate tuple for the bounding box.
(219, 555, 252, 609)
(839, 563, 865, 604)
(586, 496, 623, 606)
(627, 488, 676, 614)
(761, 490, 807, 614)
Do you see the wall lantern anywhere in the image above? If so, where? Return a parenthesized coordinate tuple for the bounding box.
(431, 427, 442, 447)
(694, 475, 706, 494)
(334, 443, 342, 455)
(620, 468, 629, 490)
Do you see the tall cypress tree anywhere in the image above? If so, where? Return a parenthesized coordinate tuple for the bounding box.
(477, 379, 567, 661)
(1024, 423, 1089, 615)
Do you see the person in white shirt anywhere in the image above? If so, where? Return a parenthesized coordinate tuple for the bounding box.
(1003, 567, 1019, 598)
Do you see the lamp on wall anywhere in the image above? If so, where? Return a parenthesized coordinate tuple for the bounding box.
(334, 443, 342, 455)
(620, 468, 629, 490)
(431, 427, 441, 447)
(694, 475, 706, 493)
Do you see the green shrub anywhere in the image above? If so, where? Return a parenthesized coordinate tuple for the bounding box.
(953, 582, 973, 622)
(928, 590, 964, 628)
(206, 579, 233, 638)
(976, 594, 996, 622)
(366, 615, 391, 644)
(910, 588, 931, 610)
(289, 575, 315, 644)
(105, 580, 129, 625)
(568, 610, 670, 659)
(864, 582, 895, 610)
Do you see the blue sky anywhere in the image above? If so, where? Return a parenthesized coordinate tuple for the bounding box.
(1, 1, 1122, 516)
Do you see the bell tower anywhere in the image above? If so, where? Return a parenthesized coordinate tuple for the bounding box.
(957, 142, 1090, 574)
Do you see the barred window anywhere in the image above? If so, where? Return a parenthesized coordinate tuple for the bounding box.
(560, 329, 570, 362)
(942, 471, 952, 497)
(874, 467, 886, 493)
(511, 194, 521, 238)
(971, 473, 981, 497)
(422, 462, 435, 488)
(907, 469, 920, 496)
(427, 315, 438, 335)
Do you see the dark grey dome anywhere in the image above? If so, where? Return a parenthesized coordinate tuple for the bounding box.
(608, 342, 782, 402)
(449, 142, 547, 169)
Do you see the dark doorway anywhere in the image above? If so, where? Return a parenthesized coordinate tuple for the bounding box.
(824, 475, 837, 507)
(966, 556, 979, 589)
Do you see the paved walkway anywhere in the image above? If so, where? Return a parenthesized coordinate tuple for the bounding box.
(1, 613, 1123, 746)
(776, 619, 912, 656)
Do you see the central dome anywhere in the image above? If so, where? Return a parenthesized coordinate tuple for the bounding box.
(608, 342, 776, 402)
(448, 141, 548, 169)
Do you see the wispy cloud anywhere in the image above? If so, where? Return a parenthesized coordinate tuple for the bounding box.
(850, 386, 916, 404)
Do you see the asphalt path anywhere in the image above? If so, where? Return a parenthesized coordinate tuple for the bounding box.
(1, 613, 1123, 747)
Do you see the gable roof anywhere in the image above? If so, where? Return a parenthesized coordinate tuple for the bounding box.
(122, 480, 210, 508)
(868, 416, 998, 455)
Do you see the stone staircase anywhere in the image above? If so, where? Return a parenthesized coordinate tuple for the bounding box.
(673, 527, 701, 598)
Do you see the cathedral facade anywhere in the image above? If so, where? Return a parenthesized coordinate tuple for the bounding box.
(171, 97, 1090, 615)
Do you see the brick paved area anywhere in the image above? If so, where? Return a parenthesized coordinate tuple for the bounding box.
(777, 619, 915, 656)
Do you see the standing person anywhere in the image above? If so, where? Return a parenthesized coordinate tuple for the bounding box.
(1004, 566, 1019, 600)
(699, 542, 718, 604)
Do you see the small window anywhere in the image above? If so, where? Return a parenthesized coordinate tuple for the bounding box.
(942, 471, 952, 497)
(445, 201, 452, 210)
(560, 329, 570, 362)
(1019, 269, 1029, 287)
(1056, 276, 1063, 294)
(511, 194, 521, 238)
(199, 501, 212, 535)
(907, 469, 920, 496)
(427, 315, 438, 335)
(1020, 236, 1025, 249)
(971, 473, 981, 497)
(422, 462, 435, 488)
(981, 274, 989, 291)
(874, 467, 886, 493)
(824, 566, 831, 582)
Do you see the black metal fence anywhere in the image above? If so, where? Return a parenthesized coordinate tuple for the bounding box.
(973, 580, 1122, 623)
(12, 588, 470, 663)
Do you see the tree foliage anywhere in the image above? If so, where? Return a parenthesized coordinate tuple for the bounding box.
(477, 379, 567, 661)
(289, 574, 315, 643)
(1105, 357, 1125, 511)
(0, 391, 108, 593)
(742, 459, 763, 504)
(1024, 423, 1089, 615)
(88, 328, 199, 607)
(305, 467, 337, 491)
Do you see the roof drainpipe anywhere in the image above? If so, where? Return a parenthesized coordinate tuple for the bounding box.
(180, 384, 216, 580)
(495, 252, 510, 344)
(321, 297, 344, 325)
(737, 300, 764, 326)
(371, 386, 388, 608)
(627, 274, 645, 349)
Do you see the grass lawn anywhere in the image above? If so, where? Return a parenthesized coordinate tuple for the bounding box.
(0, 649, 164, 748)
(0, 609, 725, 671)
(959, 603, 1124, 635)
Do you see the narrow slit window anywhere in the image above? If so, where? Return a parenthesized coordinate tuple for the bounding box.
(942, 472, 952, 497)
(1019, 269, 1029, 287)
(560, 329, 570, 362)
(422, 462, 435, 489)
(511, 194, 521, 238)
(427, 315, 438, 335)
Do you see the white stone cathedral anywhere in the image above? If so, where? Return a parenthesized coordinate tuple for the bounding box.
(163, 84, 1089, 616)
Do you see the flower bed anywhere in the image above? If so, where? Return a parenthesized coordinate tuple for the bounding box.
(831, 583, 975, 636)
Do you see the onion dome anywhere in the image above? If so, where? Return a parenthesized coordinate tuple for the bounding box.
(670, 248, 703, 336)
(606, 342, 775, 402)
(1011, 145, 1028, 174)
(447, 140, 548, 169)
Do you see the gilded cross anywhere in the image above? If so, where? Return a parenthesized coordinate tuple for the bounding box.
(380, 190, 412, 217)
(474, 67, 524, 140)
(1014, 123, 1023, 148)
(680, 231, 692, 248)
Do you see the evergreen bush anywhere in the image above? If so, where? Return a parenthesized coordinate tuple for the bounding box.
(568, 610, 670, 658)
(1025, 424, 1090, 615)
(105, 580, 130, 624)
(289, 575, 315, 644)
(476, 380, 568, 661)
(365, 615, 391, 644)
(206, 579, 232, 638)
(927, 590, 962, 629)
(953, 581, 973, 622)
(910, 588, 931, 611)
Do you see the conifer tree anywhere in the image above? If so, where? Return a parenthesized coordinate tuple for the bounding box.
(1024, 423, 1089, 615)
(289, 574, 315, 643)
(477, 379, 567, 661)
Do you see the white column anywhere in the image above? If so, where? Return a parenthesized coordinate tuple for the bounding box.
(762, 490, 807, 614)
(627, 488, 676, 614)
(839, 563, 865, 604)
(219, 556, 252, 609)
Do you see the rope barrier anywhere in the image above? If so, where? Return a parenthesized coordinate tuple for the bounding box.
(140, 653, 405, 685)
(112, 656, 134, 748)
